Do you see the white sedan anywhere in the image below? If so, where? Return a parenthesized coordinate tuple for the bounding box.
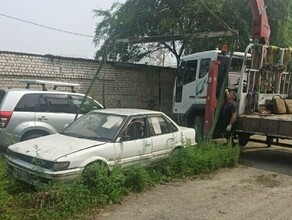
(5, 109, 196, 185)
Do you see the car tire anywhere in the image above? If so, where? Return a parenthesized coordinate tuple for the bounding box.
(170, 147, 183, 156)
(82, 162, 109, 186)
(21, 131, 49, 141)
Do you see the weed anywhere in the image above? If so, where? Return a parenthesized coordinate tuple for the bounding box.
(0, 142, 240, 219)
(125, 166, 152, 192)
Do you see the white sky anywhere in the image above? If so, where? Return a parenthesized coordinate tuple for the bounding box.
(0, 0, 126, 58)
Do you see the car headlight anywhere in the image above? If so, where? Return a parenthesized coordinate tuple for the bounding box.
(52, 161, 70, 171)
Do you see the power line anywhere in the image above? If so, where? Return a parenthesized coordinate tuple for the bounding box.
(0, 13, 94, 38)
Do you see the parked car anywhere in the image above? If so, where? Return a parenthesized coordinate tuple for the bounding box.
(5, 108, 196, 185)
(0, 80, 103, 148)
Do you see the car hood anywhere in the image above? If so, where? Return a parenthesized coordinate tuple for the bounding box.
(8, 133, 106, 161)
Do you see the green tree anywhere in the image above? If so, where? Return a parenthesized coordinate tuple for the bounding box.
(94, 0, 231, 65)
(94, 0, 292, 65)
(220, 0, 251, 52)
(265, 0, 292, 47)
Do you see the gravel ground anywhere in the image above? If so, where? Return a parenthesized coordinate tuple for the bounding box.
(93, 140, 292, 220)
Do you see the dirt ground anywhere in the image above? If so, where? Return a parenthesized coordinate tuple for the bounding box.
(93, 139, 292, 220)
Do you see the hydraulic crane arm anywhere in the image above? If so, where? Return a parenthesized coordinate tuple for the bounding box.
(249, 0, 270, 44)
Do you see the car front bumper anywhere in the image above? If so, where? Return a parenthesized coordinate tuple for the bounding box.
(6, 155, 83, 185)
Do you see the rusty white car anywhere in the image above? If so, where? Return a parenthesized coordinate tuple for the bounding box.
(5, 109, 196, 185)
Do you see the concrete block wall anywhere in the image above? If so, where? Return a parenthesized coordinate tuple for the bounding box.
(0, 51, 176, 115)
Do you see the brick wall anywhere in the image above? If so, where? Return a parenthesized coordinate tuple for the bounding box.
(0, 51, 176, 115)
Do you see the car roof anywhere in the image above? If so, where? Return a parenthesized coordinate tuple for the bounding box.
(92, 108, 163, 116)
(1, 88, 85, 96)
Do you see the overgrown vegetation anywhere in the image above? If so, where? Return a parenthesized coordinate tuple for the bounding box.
(0, 142, 239, 219)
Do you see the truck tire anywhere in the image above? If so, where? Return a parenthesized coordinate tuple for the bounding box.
(238, 133, 251, 146)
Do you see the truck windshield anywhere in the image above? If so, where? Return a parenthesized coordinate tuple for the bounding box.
(177, 60, 198, 85)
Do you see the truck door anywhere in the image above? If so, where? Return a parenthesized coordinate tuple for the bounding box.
(174, 59, 198, 114)
(196, 58, 211, 104)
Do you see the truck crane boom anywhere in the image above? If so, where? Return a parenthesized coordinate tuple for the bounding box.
(249, 0, 270, 44)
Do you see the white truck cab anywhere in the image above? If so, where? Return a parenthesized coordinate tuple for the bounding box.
(173, 49, 246, 128)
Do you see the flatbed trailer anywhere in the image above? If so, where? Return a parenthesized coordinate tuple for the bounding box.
(236, 114, 292, 147)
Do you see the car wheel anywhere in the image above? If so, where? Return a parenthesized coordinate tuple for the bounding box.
(170, 147, 183, 156)
(82, 162, 109, 186)
(21, 131, 49, 141)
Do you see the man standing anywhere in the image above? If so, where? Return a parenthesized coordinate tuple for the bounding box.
(221, 89, 238, 139)
(214, 88, 238, 141)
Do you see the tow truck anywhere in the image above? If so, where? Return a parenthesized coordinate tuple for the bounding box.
(172, 0, 292, 147)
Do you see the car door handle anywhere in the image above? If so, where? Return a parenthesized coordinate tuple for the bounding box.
(38, 116, 48, 121)
(189, 96, 195, 98)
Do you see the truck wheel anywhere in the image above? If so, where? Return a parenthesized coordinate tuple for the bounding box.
(266, 136, 273, 148)
(194, 115, 204, 142)
(238, 133, 250, 146)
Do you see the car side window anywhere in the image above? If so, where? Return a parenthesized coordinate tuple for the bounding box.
(70, 95, 102, 114)
(121, 118, 146, 141)
(148, 116, 170, 136)
(14, 94, 40, 112)
(38, 94, 72, 113)
(164, 117, 179, 132)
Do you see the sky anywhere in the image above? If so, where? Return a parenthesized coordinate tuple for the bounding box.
(0, 0, 126, 58)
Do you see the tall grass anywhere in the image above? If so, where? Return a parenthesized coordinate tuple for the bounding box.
(0, 142, 239, 219)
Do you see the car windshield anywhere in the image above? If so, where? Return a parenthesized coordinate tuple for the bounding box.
(63, 112, 126, 141)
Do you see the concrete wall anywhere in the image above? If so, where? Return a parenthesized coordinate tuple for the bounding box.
(0, 51, 176, 115)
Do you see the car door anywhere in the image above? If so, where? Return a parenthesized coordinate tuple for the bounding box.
(147, 115, 175, 163)
(35, 94, 75, 133)
(114, 117, 152, 169)
(6, 93, 40, 143)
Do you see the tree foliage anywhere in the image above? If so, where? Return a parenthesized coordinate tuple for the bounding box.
(94, 0, 230, 64)
(265, 0, 292, 47)
(219, 0, 292, 49)
(94, 0, 292, 65)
